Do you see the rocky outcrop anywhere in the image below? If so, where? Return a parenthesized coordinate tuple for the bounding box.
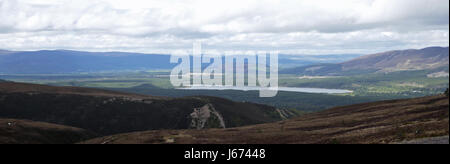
(190, 104, 226, 129)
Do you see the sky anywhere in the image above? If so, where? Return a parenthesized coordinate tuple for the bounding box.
(0, 0, 448, 55)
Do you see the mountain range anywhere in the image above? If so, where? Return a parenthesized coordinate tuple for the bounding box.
(0, 49, 359, 74)
(4, 47, 445, 75)
(281, 47, 449, 75)
(0, 50, 174, 74)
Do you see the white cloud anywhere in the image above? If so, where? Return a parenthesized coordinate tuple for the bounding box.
(0, 0, 448, 54)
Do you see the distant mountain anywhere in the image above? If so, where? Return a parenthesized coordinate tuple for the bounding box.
(81, 95, 449, 144)
(277, 54, 362, 68)
(281, 47, 450, 75)
(0, 50, 13, 55)
(0, 81, 297, 135)
(7, 47, 444, 75)
(0, 49, 360, 74)
(0, 50, 174, 74)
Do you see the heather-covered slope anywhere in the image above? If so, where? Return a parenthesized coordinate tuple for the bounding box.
(0, 82, 296, 135)
(81, 95, 449, 144)
(0, 119, 96, 144)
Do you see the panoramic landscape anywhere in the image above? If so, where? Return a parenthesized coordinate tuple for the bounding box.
(0, 0, 449, 150)
(1, 46, 448, 144)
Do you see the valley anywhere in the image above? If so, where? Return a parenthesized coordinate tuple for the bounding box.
(0, 81, 447, 144)
(1, 66, 447, 112)
(0, 46, 449, 144)
(1, 47, 447, 112)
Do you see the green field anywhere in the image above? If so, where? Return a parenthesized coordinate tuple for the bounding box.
(280, 69, 449, 98)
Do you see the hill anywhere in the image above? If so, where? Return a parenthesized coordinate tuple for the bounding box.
(281, 47, 449, 76)
(0, 118, 96, 144)
(0, 82, 296, 135)
(81, 95, 449, 144)
(0, 81, 164, 99)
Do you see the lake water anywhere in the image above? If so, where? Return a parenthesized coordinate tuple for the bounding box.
(177, 85, 353, 94)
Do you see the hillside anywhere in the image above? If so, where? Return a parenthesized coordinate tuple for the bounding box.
(281, 47, 449, 76)
(0, 82, 296, 135)
(0, 119, 96, 144)
(81, 95, 449, 144)
(0, 81, 165, 100)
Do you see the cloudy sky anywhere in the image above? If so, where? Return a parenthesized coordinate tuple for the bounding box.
(0, 0, 448, 54)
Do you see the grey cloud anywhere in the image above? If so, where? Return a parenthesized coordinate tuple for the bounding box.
(0, 0, 448, 54)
